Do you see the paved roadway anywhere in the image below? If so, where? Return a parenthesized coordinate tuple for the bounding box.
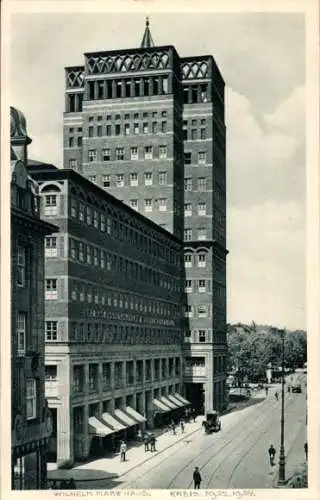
(116, 380, 306, 489)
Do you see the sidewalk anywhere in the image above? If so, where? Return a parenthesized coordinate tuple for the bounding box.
(47, 418, 202, 487)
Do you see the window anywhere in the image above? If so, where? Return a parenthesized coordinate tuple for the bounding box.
(97, 125, 102, 137)
(130, 199, 138, 210)
(44, 194, 57, 216)
(143, 122, 148, 134)
(184, 228, 192, 241)
(185, 305, 193, 318)
(130, 173, 138, 186)
(71, 198, 77, 218)
(26, 379, 36, 420)
(144, 172, 152, 186)
(103, 148, 111, 161)
(184, 254, 192, 268)
(17, 312, 26, 355)
(77, 137, 82, 147)
(69, 159, 77, 169)
(116, 174, 124, 187)
(100, 214, 105, 232)
(116, 148, 124, 161)
(102, 363, 111, 388)
(71, 282, 78, 301)
(183, 128, 188, 140)
(200, 128, 206, 139)
(198, 202, 206, 215)
(134, 123, 139, 134)
(197, 228, 207, 240)
(73, 365, 84, 393)
(79, 203, 85, 221)
(115, 124, 121, 135)
(198, 280, 206, 293)
(88, 175, 96, 184)
(198, 177, 207, 191)
(131, 147, 138, 160)
(161, 110, 167, 117)
(198, 152, 206, 164)
(161, 121, 167, 133)
(158, 198, 167, 212)
(184, 178, 192, 191)
(152, 122, 157, 133)
(88, 150, 97, 162)
(103, 175, 110, 188)
(93, 211, 98, 228)
(184, 203, 192, 216)
(124, 113, 130, 120)
(93, 248, 99, 266)
(17, 246, 26, 286)
(144, 146, 153, 160)
(191, 129, 197, 140)
(144, 199, 152, 212)
(88, 127, 94, 138)
(198, 305, 208, 318)
(184, 152, 192, 165)
(86, 246, 92, 264)
(69, 137, 75, 147)
(185, 280, 192, 293)
(106, 125, 112, 136)
(201, 119, 206, 125)
(159, 145, 167, 159)
(199, 330, 206, 342)
(86, 206, 92, 225)
(159, 171, 167, 185)
(45, 279, 57, 299)
(134, 113, 139, 119)
(45, 237, 57, 257)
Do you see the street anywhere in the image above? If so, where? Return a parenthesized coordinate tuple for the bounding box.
(115, 382, 306, 489)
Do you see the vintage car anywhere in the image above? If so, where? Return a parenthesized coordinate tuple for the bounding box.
(202, 411, 221, 433)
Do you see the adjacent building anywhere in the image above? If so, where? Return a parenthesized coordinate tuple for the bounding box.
(62, 19, 228, 413)
(11, 107, 57, 489)
(27, 164, 186, 467)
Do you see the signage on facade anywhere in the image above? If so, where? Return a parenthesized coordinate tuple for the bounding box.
(79, 308, 175, 327)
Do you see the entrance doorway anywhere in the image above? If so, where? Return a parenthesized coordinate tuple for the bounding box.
(47, 408, 57, 462)
(185, 383, 205, 414)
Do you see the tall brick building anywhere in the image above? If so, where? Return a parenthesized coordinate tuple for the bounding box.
(63, 19, 228, 413)
(11, 107, 57, 489)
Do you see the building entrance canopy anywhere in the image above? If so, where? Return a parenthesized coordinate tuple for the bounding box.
(114, 409, 137, 427)
(88, 416, 114, 437)
(125, 406, 146, 423)
(101, 412, 126, 431)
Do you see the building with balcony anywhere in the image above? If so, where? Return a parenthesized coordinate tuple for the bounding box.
(11, 107, 57, 489)
(62, 18, 228, 414)
(27, 163, 186, 467)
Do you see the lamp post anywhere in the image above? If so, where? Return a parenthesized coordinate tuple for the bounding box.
(278, 329, 286, 485)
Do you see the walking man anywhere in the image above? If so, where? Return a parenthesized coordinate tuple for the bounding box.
(180, 419, 185, 433)
(150, 435, 156, 452)
(144, 434, 150, 452)
(120, 441, 127, 462)
(265, 386, 269, 397)
(193, 466, 202, 489)
(268, 444, 276, 467)
(171, 420, 176, 435)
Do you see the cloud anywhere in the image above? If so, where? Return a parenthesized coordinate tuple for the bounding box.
(264, 86, 305, 140)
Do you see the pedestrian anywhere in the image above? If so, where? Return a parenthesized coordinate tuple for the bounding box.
(144, 434, 150, 452)
(268, 444, 276, 467)
(275, 392, 279, 401)
(120, 441, 127, 462)
(136, 429, 142, 441)
(171, 420, 176, 435)
(304, 442, 308, 461)
(193, 466, 202, 489)
(192, 409, 196, 423)
(180, 419, 185, 433)
(68, 478, 76, 490)
(265, 386, 269, 397)
(150, 434, 156, 452)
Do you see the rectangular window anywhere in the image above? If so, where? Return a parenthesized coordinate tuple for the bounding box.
(88, 127, 94, 138)
(88, 149, 97, 162)
(130, 199, 138, 210)
(77, 136, 82, 147)
(116, 148, 124, 161)
(17, 312, 26, 355)
(144, 172, 152, 186)
(71, 198, 77, 218)
(93, 211, 98, 228)
(45, 237, 57, 257)
(197, 228, 207, 240)
(69, 159, 77, 169)
(159, 145, 167, 159)
(93, 248, 99, 266)
(44, 194, 57, 216)
(73, 365, 84, 393)
(152, 122, 157, 133)
(86, 206, 92, 225)
(198, 305, 208, 318)
(184, 178, 192, 191)
(103, 148, 111, 161)
(198, 177, 207, 191)
(191, 129, 197, 140)
(17, 246, 26, 286)
(199, 330, 206, 342)
(198, 151, 206, 164)
(144, 199, 152, 212)
(134, 123, 139, 134)
(88, 175, 96, 184)
(116, 174, 124, 187)
(143, 122, 148, 134)
(115, 124, 121, 135)
(159, 172, 167, 185)
(161, 121, 167, 133)
(144, 146, 153, 160)
(103, 175, 110, 188)
(130, 173, 138, 186)
(97, 125, 102, 137)
(45, 279, 57, 299)
(184, 203, 192, 216)
(198, 280, 206, 293)
(69, 137, 75, 147)
(26, 379, 36, 420)
(185, 280, 192, 293)
(184, 254, 192, 268)
(185, 305, 193, 318)
(184, 228, 192, 241)
(106, 125, 112, 136)
(158, 198, 167, 212)
(184, 152, 192, 165)
(198, 202, 207, 215)
(79, 203, 85, 221)
(131, 147, 138, 160)
(200, 128, 206, 139)
(100, 214, 105, 232)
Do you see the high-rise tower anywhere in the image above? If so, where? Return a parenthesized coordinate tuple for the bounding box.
(63, 19, 228, 412)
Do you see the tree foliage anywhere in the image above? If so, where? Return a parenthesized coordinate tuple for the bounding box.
(227, 323, 307, 381)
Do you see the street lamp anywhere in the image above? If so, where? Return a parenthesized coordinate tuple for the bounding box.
(278, 329, 286, 485)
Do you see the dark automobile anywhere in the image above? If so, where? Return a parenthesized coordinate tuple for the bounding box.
(292, 383, 302, 393)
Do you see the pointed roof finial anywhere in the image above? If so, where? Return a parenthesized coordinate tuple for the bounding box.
(140, 16, 155, 49)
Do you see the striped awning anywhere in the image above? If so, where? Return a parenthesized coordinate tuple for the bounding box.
(174, 393, 191, 405)
(114, 409, 137, 427)
(125, 406, 146, 423)
(88, 416, 114, 437)
(160, 396, 179, 410)
(153, 398, 172, 412)
(101, 412, 126, 431)
(168, 394, 185, 408)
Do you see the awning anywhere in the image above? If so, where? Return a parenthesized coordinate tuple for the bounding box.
(114, 409, 137, 427)
(153, 398, 172, 412)
(168, 394, 185, 408)
(88, 416, 114, 437)
(125, 406, 146, 423)
(161, 396, 179, 410)
(102, 412, 126, 431)
(174, 393, 192, 405)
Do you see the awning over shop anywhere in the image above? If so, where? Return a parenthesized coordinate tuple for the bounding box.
(160, 396, 179, 410)
(174, 393, 191, 405)
(88, 416, 114, 437)
(125, 406, 146, 423)
(168, 394, 185, 408)
(114, 409, 137, 427)
(153, 398, 172, 412)
(102, 412, 126, 431)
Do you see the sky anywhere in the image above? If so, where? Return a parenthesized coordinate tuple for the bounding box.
(9, 10, 306, 330)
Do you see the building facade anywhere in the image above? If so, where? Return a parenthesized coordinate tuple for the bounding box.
(11, 107, 57, 489)
(27, 165, 186, 467)
(62, 20, 228, 413)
